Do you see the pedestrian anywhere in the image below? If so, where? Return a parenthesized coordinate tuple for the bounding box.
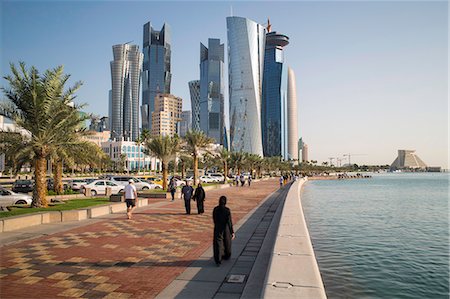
(279, 176, 283, 188)
(240, 174, 245, 186)
(181, 180, 194, 214)
(124, 179, 138, 220)
(213, 196, 235, 266)
(193, 182, 206, 214)
(235, 175, 239, 187)
(248, 175, 252, 186)
(168, 178, 176, 201)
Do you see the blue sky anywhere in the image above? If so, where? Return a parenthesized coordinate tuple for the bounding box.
(1, 1, 448, 167)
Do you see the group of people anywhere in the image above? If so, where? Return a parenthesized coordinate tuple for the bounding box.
(234, 173, 252, 187)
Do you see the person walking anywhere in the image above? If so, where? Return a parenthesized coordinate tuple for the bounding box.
(248, 175, 252, 186)
(240, 174, 245, 187)
(168, 177, 176, 201)
(181, 181, 194, 214)
(193, 182, 206, 214)
(235, 175, 239, 187)
(124, 179, 138, 220)
(279, 176, 284, 188)
(213, 196, 235, 266)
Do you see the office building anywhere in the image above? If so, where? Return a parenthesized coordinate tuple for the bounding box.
(110, 44, 143, 141)
(151, 94, 182, 137)
(199, 38, 225, 144)
(261, 22, 290, 158)
(180, 110, 192, 137)
(302, 142, 308, 162)
(188, 80, 201, 131)
(287, 67, 299, 161)
(227, 16, 266, 156)
(141, 22, 171, 130)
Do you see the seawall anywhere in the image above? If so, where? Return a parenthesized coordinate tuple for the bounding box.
(262, 178, 327, 298)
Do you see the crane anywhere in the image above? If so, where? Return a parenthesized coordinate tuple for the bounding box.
(343, 154, 366, 166)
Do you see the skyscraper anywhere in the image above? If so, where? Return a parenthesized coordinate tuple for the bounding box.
(180, 110, 192, 137)
(151, 94, 182, 137)
(141, 21, 171, 131)
(227, 16, 266, 156)
(287, 67, 299, 161)
(188, 80, 201, 131)
(261, 24, 290, 158)
(199, 38, 225, 144)
(110, 44, 143, 141)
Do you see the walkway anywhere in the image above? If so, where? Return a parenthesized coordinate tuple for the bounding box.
(0, 179, 280, 299)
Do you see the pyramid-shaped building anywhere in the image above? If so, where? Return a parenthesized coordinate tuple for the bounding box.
(390, 150, 427, 171)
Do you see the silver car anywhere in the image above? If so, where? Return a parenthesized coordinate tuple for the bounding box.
(0, 188, 32, 207)
(110, 176, 160, 190)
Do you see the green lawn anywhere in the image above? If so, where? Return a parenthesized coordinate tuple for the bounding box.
(0, 198, 109, 218)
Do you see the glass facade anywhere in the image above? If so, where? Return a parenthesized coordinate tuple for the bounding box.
(199, 38, 225, 144)
(261, 31, 289, 158)
(141, 22, 171, 131)
(188, 80, 200, 131)
(110, 44, 143, 141)
(227, 16, 265, 156)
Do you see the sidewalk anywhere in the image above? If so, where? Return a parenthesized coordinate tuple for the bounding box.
(0, 179, 279, 299)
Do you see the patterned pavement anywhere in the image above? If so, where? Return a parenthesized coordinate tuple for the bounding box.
(0, 179, 278, 299)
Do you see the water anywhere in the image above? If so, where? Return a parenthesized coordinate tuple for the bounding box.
(301, 173, 449, 298)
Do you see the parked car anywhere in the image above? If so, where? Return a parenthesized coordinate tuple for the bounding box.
(12, 180, 34, 193)
(110, 176, 161, 190)
(47, 178, 69, 191)
(68, 179, 88, 191)
(138, 176, 163, 187)
(207, 173, 224, 183)
(168, 177, 189, 187)
(199, 176, 215, 183)
(0, 187, 32, 207)
(81, 180, 123, 196)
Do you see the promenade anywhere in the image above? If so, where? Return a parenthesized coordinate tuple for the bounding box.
(0, 179, 282, 299)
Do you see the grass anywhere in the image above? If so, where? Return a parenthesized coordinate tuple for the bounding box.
(0, 198, 109, 218)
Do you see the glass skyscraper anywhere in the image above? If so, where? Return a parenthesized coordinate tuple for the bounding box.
(110, 44, 143, 141)
(261, 29, 290, 158)
(188, 80, 200, 131)
(199, 38, 225, 144)
(227, 16, 266, 156)
(141, 21, 171, 131)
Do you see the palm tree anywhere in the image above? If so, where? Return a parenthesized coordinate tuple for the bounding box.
(135, 135, 143, 174)
(216, 147, 230, 183)
(230, 151, 246, 176)
(140, 129, 151, 173)
(144, 135, 180, 190)
(178, 154, 192, 179)
(1, 63, 83, 207)
(183, 130, 213, 185)
(0, 131, 33, 176)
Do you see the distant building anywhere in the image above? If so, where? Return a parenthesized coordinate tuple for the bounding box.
(302, 142, 309, 162)
(390, 150, 427, 171)
(110, 44, 143, 141)
(141, 21, 171, 131)
(188, 80, 201, 131)
(89, 116, 109, 132)
(101, 140, 160, 171)
(180, 111, 192, 137)
(287, 68, 299, 162)
(83, 131, 110, 147)
(151, 94, 182, 137)
(199, 38, 225, 144)
(227, 16, 265, 156)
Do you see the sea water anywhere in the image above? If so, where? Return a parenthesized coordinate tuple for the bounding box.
(301, 173, 449, 298)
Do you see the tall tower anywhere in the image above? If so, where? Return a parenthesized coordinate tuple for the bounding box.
(141, 22, 171, 131)
(227, 16, 266, 156)
(287, 67, 299, 161)
(188, 80, 201, 131)
(110, 44, 143, 141)
(199, 38, 225, 144)
(261, 24, 290, 158)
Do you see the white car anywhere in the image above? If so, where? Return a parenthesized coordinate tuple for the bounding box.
(110, 177, 161, 190)
(68, 179, 88, 191)
(207, 174, 224, 183)
(199, 176, 215, 183)
(81, 180, 123, 196)
(0, 188, 32, 207)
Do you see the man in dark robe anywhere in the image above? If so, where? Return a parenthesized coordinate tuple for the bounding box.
(181, 181, 194, 214)
(213, 196, 235, 266)
(193, 183, 206, 214)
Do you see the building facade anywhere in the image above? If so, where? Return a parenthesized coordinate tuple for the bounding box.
(110, 44, 143, 141)
(180, 110, 192, 137)
(227, 16, 266, 156)
(302, 142, 308, 162)
(101, 140, 160, 171)
(261, 28, 290, 158)
(83, 131, 110, 147)
(188, 80, 201, 131)
(287, 67, 299, 161)
(151, 94, 182, 137)
(199, 38, 225, 144)
(141, 22, 172, 131)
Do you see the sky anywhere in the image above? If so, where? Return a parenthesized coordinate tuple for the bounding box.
(1, 1, 448, 167)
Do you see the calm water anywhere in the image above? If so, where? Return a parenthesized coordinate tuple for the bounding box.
(302, 173, 449, 298)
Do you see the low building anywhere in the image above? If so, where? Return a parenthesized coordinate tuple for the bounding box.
(83, 131, 110, 147)
(390, 149, 427, 171)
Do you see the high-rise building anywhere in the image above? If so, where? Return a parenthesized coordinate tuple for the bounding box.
(141, 22, 171, 131)
(227, 16, 266, 156)
(110, 44, 143, 141)
(199, 38, 225, 144)
(151, 94, 182, 137)
(261, 23, 290, 158)
(188, 80, 201, 131)
(180, 110, 192, 137)
(302, 142, 309, 162)
(287, 67, 299, 161)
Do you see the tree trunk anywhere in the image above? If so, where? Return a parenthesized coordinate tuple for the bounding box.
(181, 161, 185, 179)
(162, 161, 168, 190)
(33, 156, 48, 208)
(53, 160, 64, 195)
(193, 154, 198, 185)
(223, 161, 228, 184)
(138, 144, 141, 175)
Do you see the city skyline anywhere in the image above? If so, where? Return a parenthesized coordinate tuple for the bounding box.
(2, 1, 447, 167)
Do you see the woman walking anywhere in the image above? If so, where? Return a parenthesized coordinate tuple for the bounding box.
(193, 182, 206, 214)
(213, 196, 235, 266)
(168, 178, 176, 201)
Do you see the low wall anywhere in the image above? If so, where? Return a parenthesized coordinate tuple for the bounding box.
(262, 178, 327, 298)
